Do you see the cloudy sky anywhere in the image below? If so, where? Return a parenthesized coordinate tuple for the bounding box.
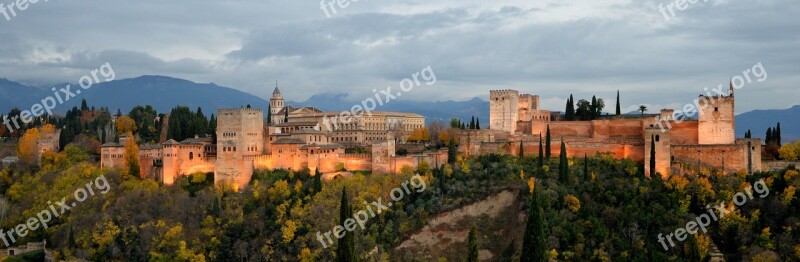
(0, 0, 797, 114)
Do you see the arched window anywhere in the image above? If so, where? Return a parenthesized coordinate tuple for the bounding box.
(189, 152, 194, 160)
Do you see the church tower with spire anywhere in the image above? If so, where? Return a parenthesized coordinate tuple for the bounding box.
(269, 81, 285, 116)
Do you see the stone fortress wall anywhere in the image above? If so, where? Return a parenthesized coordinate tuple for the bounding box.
(477, 87, 761, 177)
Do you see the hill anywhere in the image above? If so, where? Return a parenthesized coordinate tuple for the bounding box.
(0, 76, 270, 115)
(736, 105, 800, 142)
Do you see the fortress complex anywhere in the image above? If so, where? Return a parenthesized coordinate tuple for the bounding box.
(101, 86, 443, 190)
(466, 86, 761, 177)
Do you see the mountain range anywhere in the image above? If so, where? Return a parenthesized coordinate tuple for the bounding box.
(0, 75, 795, 142)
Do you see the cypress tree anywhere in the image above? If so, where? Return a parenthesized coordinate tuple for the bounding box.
(284, 107, 289, 123)
(565, 100, 571, 121)
(501, 240, 515, 261)
(448, 137, 457, 164)
(590, 96, 597, 120)
(467, 226, 479, 262)
(584, 154, 590, 181)
(470, 116, 475, 129)
(538, 135, 544, 171)
(777, 122, 782, 146)
(615, 90, 621, 116)
(266, 108, 272, 124)
(650, 134, 657, 177)
(211, 196, 221, 217)
(314, 168, 323, 193)
(476, 118, 481, 129)
(335, 189, 357, 262)
(567, 95, 575, 120)
(686, 234, 702, 261)
(559, 140, 568, 183)
(766, 127, 773, 145)
(545, 125, 551, 159)
(519, 141, 524, 159)
(521, 185, 546, 262)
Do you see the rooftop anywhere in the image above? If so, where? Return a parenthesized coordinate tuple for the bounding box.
(272, 138, 306, 144)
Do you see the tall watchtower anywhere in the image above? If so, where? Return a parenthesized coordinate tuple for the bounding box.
(489, 89, 519, 133)
(215, 108, 265, 189)
(698, 84, 735, 145)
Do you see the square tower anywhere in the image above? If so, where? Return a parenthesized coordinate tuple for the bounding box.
(215, 108, 265, 189)
(697, 95, 735, 145)
(489, 90, 519, 133)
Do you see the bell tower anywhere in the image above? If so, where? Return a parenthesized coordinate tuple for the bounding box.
(269, 81, 285, 116)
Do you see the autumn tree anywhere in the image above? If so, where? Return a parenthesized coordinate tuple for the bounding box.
(18, 127, 40, 163)
(116, 116, 137, 135)
(408, 127, 430, 142)
(124, 132, 140, 180)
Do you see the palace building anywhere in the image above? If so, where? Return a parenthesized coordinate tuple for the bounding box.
(101, 85, 443, 190)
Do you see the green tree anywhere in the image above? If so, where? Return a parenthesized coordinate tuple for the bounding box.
(584, 154, 590, 180)
(335, 189, 357, 262)
(519, 141, 524, 159)
(538, 135, 544, 175)
(267, 108, 272, 124)
(545, 125, 551, 159)
(650, 134, 656, 177)
(284, 108, 289, 123)
(501, 240, 515, 262)
(210, 196, 221, 217)
(467, 226, 479, 262)
(521, 185, 546, 262)
(448, 137, 457, 164)
(615, 90, 621, 115)
(558, 140, 568, 183)
(476, 118, 481, 129)
(314, 168, 323, 193)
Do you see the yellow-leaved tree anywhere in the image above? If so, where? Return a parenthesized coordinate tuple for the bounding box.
(18, 128, 40, 163)
(116, 116, 137, 135)
(123, 132, 140, 180)
(408, 127, 430, 142)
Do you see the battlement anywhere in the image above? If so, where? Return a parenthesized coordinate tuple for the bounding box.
(218, 108, 263, 114)
(489, 89, 520, 97)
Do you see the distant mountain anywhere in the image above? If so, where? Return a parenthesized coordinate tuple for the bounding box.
(0, 78, 49, 112)
(0, 75, 270, 115)
(736, 105, 800, 142)
(1, 76, 796, 141)
(292, 93, 489, 123)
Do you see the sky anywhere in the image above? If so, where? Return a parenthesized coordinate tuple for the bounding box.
(0, 0, 797, 114)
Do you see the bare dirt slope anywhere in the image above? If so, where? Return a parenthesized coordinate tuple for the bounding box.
(394, 190, 525, 261)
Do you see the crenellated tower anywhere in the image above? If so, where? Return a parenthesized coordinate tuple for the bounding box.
(489, 89, 519, 133)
